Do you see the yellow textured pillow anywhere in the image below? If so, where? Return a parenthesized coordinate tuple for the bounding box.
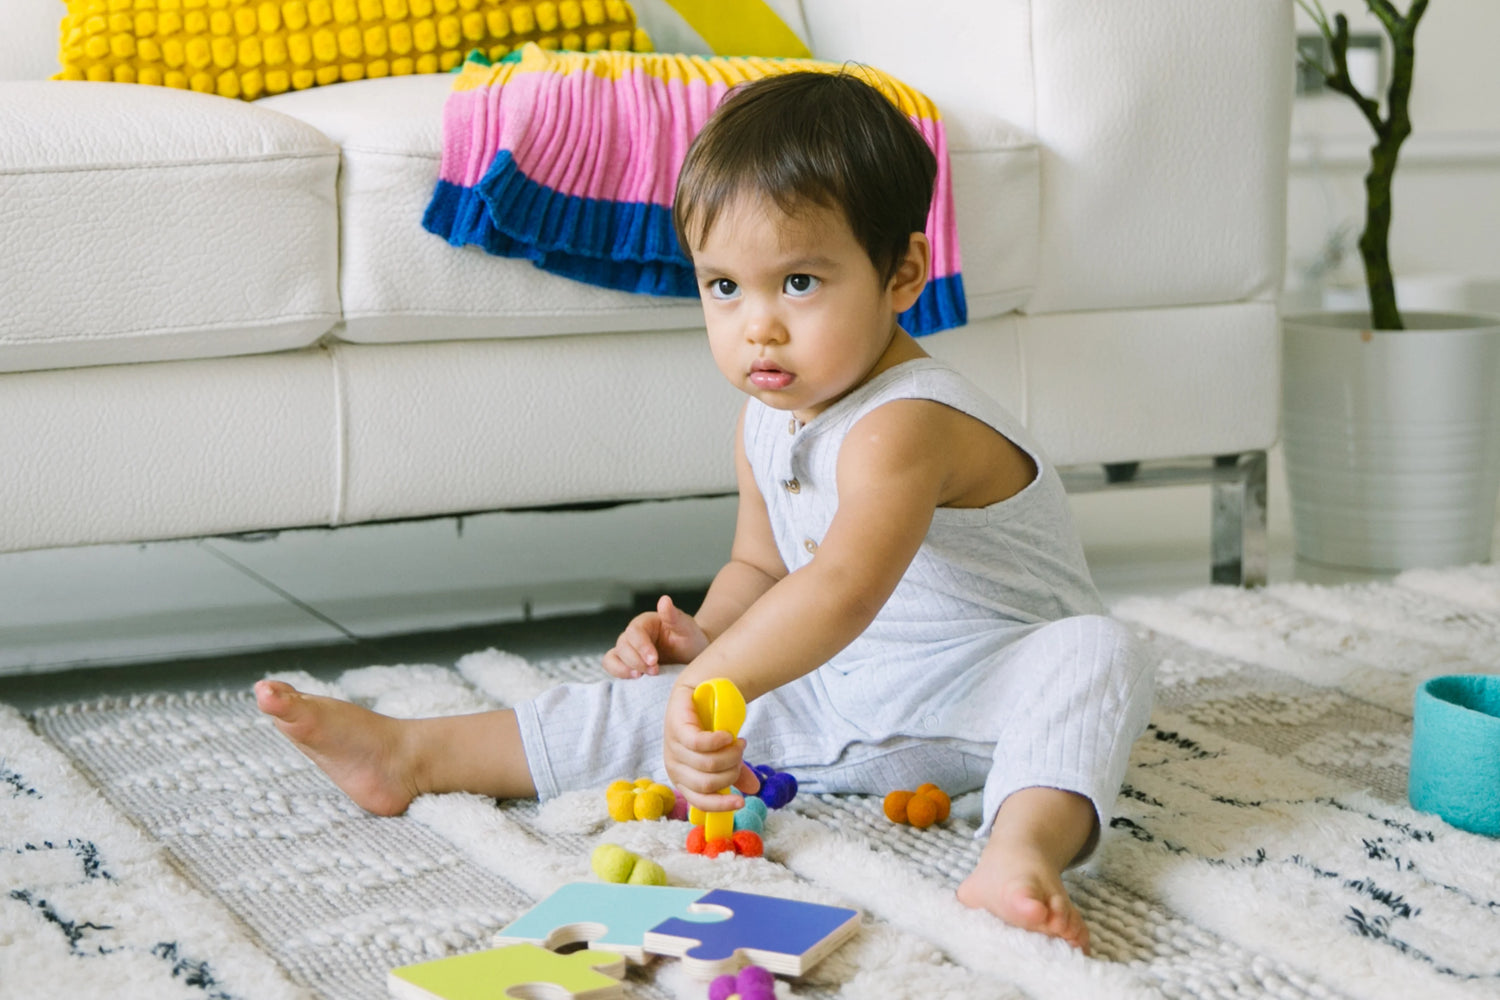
(631, 0, 810, 58)
(55, 0, 648, 100)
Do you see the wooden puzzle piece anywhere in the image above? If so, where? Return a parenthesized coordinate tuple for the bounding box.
(493, 882, 712, 963)
(687, 678, 747, 841)
(644, 888, 861, 979)
(387, 942, 625, 999)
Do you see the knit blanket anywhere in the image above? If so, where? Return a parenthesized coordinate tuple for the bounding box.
(422, 45, 966, 336)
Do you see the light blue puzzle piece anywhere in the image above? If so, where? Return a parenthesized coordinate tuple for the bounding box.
(494, 882, 714, 963)
(644, 888, 860, 979)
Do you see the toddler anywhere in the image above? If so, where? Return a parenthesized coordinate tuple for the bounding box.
(256, 69, 1153, 954)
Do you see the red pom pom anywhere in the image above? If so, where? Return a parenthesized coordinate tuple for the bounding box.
(703, 837, 734, 858)
(731, 830, 764, 857)
(685, 825, 707, 854)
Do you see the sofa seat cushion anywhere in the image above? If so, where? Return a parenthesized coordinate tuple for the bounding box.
(0, 81, 341, 374)
(258, 73, 1038, 346)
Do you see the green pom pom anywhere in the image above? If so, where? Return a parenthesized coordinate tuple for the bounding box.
(627, 858, 667, 885)
(590, 843, 635, 883)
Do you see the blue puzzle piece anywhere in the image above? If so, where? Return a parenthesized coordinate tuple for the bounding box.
(493, 882, 713, 963)
(644, 888, 860, 979)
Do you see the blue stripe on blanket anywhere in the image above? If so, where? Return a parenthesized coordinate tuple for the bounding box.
(423, 165, 967, 332)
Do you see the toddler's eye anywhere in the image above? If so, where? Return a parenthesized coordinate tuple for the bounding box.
(707, 278, 739, 300)
(784, 274, 820, 296)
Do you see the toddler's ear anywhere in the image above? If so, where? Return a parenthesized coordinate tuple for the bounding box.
(888, 231, 931, 312)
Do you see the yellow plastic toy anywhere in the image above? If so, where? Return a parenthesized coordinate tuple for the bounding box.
(687, 677, 746, 843)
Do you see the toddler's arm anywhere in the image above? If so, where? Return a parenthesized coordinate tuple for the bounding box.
(665, 400, 960, 809)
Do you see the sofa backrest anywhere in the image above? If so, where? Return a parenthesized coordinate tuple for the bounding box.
(0, 2, 60, 81)
(802, 0, 1294, 318)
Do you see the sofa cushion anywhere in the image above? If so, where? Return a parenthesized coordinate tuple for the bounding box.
(0, 81, 341, 374)
(259, 73, 1037, 346)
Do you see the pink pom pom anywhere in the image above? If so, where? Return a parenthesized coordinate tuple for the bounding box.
(670, 789, 690, 821)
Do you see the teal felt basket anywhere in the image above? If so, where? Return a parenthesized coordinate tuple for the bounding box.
(1409, 674, 1500, 837)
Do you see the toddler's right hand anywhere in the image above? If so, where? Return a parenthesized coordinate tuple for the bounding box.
(602, 595, 709, 679)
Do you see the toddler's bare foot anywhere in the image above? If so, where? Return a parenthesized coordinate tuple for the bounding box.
(254, 679, 421, 816)
(957, 842, 1090, 953)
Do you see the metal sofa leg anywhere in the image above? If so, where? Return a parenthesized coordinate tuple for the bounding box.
(1211, 451, 1268, 587)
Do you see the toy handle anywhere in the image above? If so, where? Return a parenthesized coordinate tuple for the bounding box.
(687, 678, 746, 839)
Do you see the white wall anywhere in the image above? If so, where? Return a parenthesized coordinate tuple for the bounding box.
(1081, 3, 1500, 584)
(1286, 2, 1500, 307)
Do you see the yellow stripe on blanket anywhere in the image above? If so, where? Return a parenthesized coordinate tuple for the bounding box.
(451, 45, 940, 121)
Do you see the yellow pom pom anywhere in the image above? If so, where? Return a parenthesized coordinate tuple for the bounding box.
(633, 790, 666, 821)
(590, 843, 634, 883)
(647, 783, 675, 811)
(605, 782, 636, 822)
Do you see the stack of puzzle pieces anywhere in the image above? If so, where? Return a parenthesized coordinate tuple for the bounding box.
(388, 881, 862, 998)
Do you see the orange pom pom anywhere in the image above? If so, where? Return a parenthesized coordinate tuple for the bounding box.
(905, 793, 938, 828)
(917, 786, 951, 822)
(883, 790, 913, 823)
(704, 837, 734, 859)
(685, 825, 707, 854)
(731, 830, 764, 857)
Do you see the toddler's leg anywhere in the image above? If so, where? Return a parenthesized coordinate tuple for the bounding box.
(956, 614, 1154, 953)
(957, 786, 1096, 952)
(254, 680, 536, 815)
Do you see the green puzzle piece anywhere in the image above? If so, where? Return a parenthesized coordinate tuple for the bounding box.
(387, 942, 625, 999)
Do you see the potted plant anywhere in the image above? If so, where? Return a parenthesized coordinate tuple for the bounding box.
(1282, 0, 1500, 572)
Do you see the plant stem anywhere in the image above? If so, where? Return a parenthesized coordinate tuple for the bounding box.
(1300, 1, 1428, 330)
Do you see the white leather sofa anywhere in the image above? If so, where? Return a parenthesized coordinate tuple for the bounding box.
(0, 1, 1292, 588)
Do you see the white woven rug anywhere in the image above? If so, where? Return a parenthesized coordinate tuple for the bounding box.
(5, 566, 1500, 1000)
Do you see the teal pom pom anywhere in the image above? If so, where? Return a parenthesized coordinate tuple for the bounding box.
(733, 796, 767, 834)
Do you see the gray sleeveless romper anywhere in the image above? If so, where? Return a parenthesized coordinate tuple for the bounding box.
(516, 358, 1154, 842)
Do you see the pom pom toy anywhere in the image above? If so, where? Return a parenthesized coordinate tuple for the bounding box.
(750, 763, 798, 809)
(685, 824, 764, 858)
(882, 784, 951, 828)
(709, 964, 776, 1000)
(606, 778, 676, 822)
(733, 796, 768, 835)
(590, 843, 668, 885)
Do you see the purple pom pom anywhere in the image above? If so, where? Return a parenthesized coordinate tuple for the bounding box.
(735, 964, 775, 999)
(707, 973, 737, 1000)
(738, 964, 775, 989)
(759, 772, 797, 809)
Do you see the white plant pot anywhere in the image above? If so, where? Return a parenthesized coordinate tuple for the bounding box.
(1282, 311, 1500, 572)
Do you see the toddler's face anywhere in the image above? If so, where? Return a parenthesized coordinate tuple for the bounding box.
(690, 193, 908, 423)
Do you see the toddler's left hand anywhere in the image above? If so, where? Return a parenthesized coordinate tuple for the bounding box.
(662, 682, 760, 814)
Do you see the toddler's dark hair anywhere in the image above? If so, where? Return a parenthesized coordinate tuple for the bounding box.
(673, 69, 937, 283)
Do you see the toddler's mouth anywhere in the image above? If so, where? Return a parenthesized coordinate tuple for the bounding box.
(749, 360, 794, 390)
